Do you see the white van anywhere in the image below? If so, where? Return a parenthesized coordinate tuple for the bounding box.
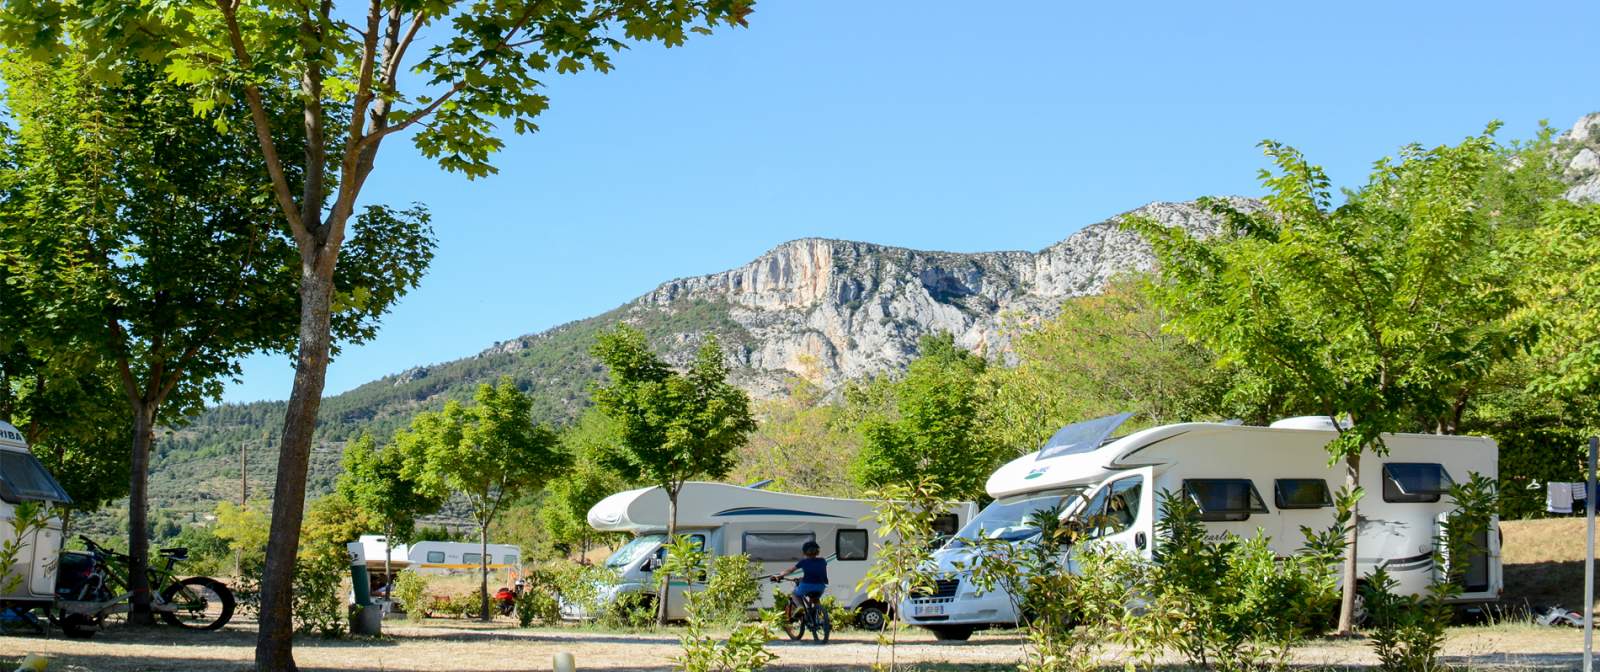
(904, 413, 1501, 640)
(0, 420, 73, 610)
(569, 481, 976, 629)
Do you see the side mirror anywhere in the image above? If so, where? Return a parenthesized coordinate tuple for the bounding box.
(643, 557, 662, 572)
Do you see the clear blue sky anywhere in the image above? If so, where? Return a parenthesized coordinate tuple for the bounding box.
(222, 0, 1599, 404)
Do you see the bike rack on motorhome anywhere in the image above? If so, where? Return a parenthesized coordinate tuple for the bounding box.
(904, 413, 1502, 641)
(570, 481, 977, 630)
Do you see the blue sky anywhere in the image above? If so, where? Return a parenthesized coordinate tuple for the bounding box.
(222, 0, 1599, 404)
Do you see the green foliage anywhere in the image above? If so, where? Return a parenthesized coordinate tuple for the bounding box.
(513, 567, 563, 627)
(0, 502, 50, 595)
(734, 375, 860, 497)
(1363, 473, 1498, 672)
(294, 493, 373, 638)
(211, 501, 271, 614)
(390, 570, 430, 623)
(591, 326, 756, 499)
(335, 432, 444, 567)
(858, 478, 945, 672)
(674, 606, 781, 672)
(402, 377, 565, 619)
(1148, 489, 1347, 672)
(700, 554, 763, 626)
(538, 409, 632, 559)
(1518, 200, 1600, 399)
(849, 333, 999, 499)
(665, 538, 778, 672)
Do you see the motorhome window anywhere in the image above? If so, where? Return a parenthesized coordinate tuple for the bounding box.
(946, 487, 1084, 549)
(463, 553, 482, 564)
(932, 514, 959, 537)
(1088, 476, 1142, 538)
(426, 551, 445, 563)
(742, 532, 816, 562)
(0, 450, 73, 504)
(1274, 479, 1333, 509)
(503, 555, 516, 565)
(837, 530, 869, 561)
(1183, 479, 1268, 522)
(1383, 463, 1454, 503)
(605, 534, 666, 569)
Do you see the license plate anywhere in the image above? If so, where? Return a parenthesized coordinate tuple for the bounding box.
(913, 605, 945, 617)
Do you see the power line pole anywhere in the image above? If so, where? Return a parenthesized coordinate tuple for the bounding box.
(1585, 436, 1595, 672)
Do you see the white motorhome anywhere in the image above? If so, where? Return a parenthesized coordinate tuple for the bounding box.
(0, 420, 73, 611)
(570, 481, 977, 629)
(904, 413, 1501, 641)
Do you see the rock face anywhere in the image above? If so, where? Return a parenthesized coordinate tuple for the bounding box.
(1562, 113, 1600, 204)
(628, 198, 1257, 395)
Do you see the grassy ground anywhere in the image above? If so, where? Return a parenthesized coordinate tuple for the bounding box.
(1500, 517, 1595, 613)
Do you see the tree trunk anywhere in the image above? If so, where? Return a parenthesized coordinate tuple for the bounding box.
(383, 525, 394, 610)
(1337, 452, 1362, 635)
(127, 400, 157, 626)
(658, 489, 676, 626)
(255, 258, 336, 672)
(478, 522, 490, 621)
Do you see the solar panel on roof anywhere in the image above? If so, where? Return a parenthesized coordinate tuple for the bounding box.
(1035, 412, 1134, 462)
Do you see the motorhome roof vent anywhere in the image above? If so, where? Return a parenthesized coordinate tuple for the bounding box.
(1268, 416, 1347, 431)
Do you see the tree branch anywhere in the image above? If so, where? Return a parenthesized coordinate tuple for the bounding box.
(214, 0, 307, 242)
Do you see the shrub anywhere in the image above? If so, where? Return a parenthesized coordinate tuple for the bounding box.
(1148, 488, 1347, 672)
(859, 478, 945, 672)
(391, 570, 430, 622)
(1364, 473, 1497, 672)
(514, 568, 562, 627)
(666, 538, 778, 672)
(698, 554, 762, 625)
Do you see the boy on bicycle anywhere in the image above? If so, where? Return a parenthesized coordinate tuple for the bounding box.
(774, 540, 827, 604)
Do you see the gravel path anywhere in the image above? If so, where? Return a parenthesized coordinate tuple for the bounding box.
(0, 620, 1586, 671)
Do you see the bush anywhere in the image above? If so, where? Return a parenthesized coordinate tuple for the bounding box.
(697, 554, 762, 625)
(665, 538, 779, 672)
(515, 568, 562, 627)
(1364, 473, 1497, 672)
(391, 570, 430, 622)
(1148, 488, 1346, 672)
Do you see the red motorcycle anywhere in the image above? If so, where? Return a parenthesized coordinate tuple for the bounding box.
(494, 587, 516, 617)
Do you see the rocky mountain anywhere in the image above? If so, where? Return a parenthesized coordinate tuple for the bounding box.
(1561, 112, 1600, 203)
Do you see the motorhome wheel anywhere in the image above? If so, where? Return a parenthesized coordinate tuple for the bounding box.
(57, 613, 99, 640)
(854, 603, 887, 631)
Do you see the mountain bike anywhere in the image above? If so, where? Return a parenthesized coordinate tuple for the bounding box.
(52, 535, 236, 639)
(770, 576, 830, 643)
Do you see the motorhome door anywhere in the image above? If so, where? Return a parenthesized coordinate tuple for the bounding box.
(1072, 466, 1157, 561)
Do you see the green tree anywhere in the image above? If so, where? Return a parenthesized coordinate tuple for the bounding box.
(538, 408, 630, 560)
(334, 433, 444, 592)
(849, 332, 999, 500)
(733, 376, 860, 497)
(405, 378, 565, 621)
(590, 326, 755, 624)
(1126, 126, 1535, 633)
(0, 0, 752, 663)
(0, 51, 433, 622)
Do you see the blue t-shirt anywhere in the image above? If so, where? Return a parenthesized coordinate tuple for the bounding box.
(795, 557, 828, 586)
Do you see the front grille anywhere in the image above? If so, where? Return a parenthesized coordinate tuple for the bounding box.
(921, 579, 958, 598)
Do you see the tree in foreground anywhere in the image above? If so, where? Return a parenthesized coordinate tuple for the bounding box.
(404, 378, 564, 621)
(539, 408, 630, 560)
(0, 0, 751, 664)
(1125, 126, 1539, 633)
(849, 332, 999, 501)
(590, 326, 755, 624)
(335, 433, 444, 598)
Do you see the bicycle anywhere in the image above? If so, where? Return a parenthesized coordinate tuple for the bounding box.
(769, 575, 830, 643)
(52, 535, 236, 638)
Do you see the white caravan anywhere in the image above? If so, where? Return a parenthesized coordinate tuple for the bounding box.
(904, 413, 1501, 641)
(570, 481, 977, 629)
(0, 420, 73, 610)
(405, 540, 521, 576)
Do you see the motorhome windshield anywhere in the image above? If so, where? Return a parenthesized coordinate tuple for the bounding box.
(605, 534, 666, 569)
(0, 450, 72, 504)
(945, 488, 1083, 548)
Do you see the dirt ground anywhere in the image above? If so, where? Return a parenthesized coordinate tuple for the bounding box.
(0, 619, 1588, 672)
(1500, 517, 1595, 613)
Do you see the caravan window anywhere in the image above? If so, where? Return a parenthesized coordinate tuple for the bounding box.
(1274, 479, 1333, 509)
(426, 551, 445, 563)
(1383, 463, 1454, 503)
(0, 450, 73, 504)
(1074, 476, 1142, 538)
(463, 553, 482, 565)
(503, 555, 517, 565)
(1183, 479, 1268, 522)
(742, 532, 815, 562)
(836, 530, 869, 561)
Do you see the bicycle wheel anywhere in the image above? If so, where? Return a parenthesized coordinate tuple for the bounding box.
(811, 605, 831, 643)
(782, 600, 804, 641)
(159, 577, 236, 630)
